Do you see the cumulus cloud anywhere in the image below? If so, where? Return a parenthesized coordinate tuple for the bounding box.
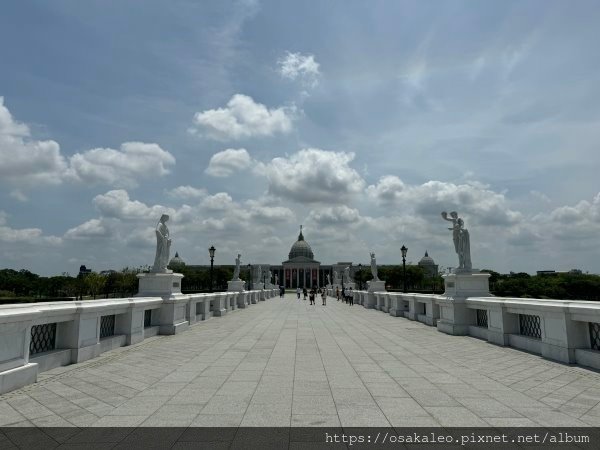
(64, 219, 113, 240)
(166, 185, 207, 200)
(191, 94, 295, 140)
(0, 211, 62, 245)
(67, 142, 175, 188)
(205, 148, 253, 177)
(307, 205, 362, 226)
(200, 192, 234, 211)
(93, 190, 170, 221)
(245, 200, 295, 223)
(261, 148, 366, 203)
(0, 98, 176, 191)
(0, 97, 68, 187)
(367, 177, 522, 226)
(278, 51, 321, 87)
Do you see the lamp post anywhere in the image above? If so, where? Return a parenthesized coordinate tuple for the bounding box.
(247, 263, 252, 290)
(208, 245, 216, 292)
(358, 263, 362, 290)
(401, 245, 408, 293)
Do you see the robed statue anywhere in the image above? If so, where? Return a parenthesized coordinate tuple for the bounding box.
(441, 211, 472, 271)
(152, 214, 171, 272)
(370, 252, 379, 281)
(344, 266, 352, 282)
(232, 254, 241, 281)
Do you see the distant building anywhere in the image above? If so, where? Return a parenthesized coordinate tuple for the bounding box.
(78, 265, 92, 276)
(417, 251, 438, 278)
(168, 252, 186, 270)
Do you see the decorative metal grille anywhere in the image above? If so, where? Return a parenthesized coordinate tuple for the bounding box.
(144, 309, 152, 328)
(100, 314, 115, 338)
(519, 314, 541, 339)
(30, 323, 56, 355)
(476, 309, 488, 328)
(590, 322, 600, 351)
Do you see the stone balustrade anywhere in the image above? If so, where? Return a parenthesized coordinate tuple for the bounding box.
(0, 288, 277, 394)
(349, 290, 600, 371)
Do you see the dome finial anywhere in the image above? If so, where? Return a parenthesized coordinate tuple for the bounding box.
(298, 224, 304, 241)
(424, 250, 428, 257)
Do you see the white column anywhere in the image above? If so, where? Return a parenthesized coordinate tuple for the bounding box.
(296, 267, 299, 287)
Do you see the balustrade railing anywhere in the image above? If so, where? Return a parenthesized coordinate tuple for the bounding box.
(30, 323, 56, 355)
(519, 314, 542, 339)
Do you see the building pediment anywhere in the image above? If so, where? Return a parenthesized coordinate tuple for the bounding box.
(283, 256, 321, 264)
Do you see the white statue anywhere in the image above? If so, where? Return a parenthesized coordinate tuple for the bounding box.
(333, 270, 339, 284)
(370, 252, 379, 281)
(255, 265, 262, 284)
(344, 266, 352, 282)
(327, 274, 331, 286)
(441, 211, 472, 271)
(152, 214, 171, 272)
(275, 273, 279, 286)
(268, 270, 273, 285)
(232, 254, 241, 281)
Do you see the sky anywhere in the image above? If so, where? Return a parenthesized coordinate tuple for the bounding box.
(1, 0, 600, 276)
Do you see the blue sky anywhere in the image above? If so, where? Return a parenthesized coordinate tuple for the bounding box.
(1, 0, 599, 276)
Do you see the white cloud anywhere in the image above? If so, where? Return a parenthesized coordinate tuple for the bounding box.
(277, 51, 321, 87)
(191, 94, 295, 140)
(67, 142, 175, 188)
(307, 205, 362, 226)
(0, 97, 68, 187)
(64, 219, 113, 240)
(245, 200, 295, 223)
(0, 99, 176, 192)
(166, 185, 207, 200)
(262, 148, 366, 203)
(0, 210, 61, 245)
(200, 192, 234, 211)
(93, 190, 168, 220)
(205, 148, 253, 177)
(9, 190, 28, 202)
(367, 177, 522, 226)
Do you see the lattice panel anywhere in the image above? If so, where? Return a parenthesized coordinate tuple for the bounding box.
(100, 314, 115, 338)
(144, 309, 152, 328)
(476, 309, 488, 328)
(30, 323, 56, 355)
(519, 314, 541, 339)
(590, 322, 600, 351)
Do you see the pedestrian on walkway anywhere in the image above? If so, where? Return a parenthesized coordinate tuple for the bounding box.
(303, 287, 308, 301)
(336, 287, 340, 302)
(321, 288, 327, 306)
(296, 287, 301, 300)
(309, 288, 315, 305)
(348, 287, 354, 306)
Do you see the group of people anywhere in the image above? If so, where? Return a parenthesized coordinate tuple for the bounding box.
(336, 286, 354, 305)
(295, 286, 327, 305)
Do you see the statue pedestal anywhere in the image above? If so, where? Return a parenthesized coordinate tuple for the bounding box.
(136, 272, 184, 297)
(367, 280, 386, 292)
(227, 280, 245, 292)
(437, 271, 491, 336)
(342, 282, 356, 291)
(442, 271, 490, 299)
(136, 272, 187, 335)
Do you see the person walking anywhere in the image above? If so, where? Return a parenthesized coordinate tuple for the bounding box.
(348, 287, 354, 306)
(309, 288, 315, 305)
(321, 288, 327, 306)
(303, 287, 308, 301)
(336, 287, 340, 302)
(296, 287, 301, 300)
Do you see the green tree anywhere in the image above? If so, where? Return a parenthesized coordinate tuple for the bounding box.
(85, 273, 107, 299)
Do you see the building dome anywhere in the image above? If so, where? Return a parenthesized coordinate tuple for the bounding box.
(288, 226, 314, 260)
(169, 251, 185, 268)
(418, 251, 435, 266)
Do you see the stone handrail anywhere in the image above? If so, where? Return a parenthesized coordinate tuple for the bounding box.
(350, 289, 600, 371)
(0, 288, 277, 394)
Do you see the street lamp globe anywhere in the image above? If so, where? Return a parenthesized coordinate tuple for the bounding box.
(401, 245, 407, 259)
(208, 245, 216, 259)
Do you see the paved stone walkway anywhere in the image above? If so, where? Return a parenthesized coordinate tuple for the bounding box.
(2, 293, 600, 428)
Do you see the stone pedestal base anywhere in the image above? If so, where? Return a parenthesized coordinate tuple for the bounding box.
(442, 271, 490, 298)
(342, 282, 356, 290)
(367, 280, 386, 293)
(227, 280, 245, 292)
(137, 272, 184, 297)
